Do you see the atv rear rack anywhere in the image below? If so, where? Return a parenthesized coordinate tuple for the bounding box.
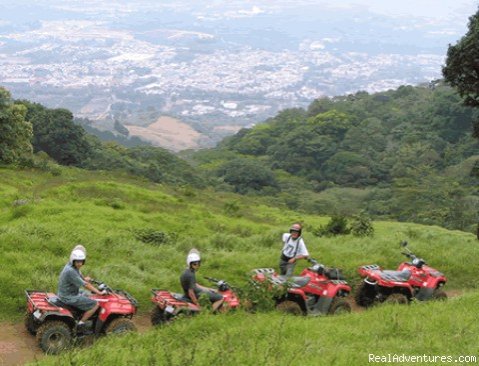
(360, 264, 381, 271)
(253, 268, 275, 275)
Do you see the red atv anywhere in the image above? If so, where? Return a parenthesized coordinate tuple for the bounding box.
(252, 259, 352, 315)
(355, 241, 447, 307)
(150, 276, 240, 325)
(25, 279, 138, 354)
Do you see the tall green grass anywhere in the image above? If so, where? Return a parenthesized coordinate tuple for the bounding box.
(35, 292, 479, 365)
(0, 166, 477, 322)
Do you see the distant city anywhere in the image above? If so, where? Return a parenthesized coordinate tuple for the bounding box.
(0, 0, 476, 149)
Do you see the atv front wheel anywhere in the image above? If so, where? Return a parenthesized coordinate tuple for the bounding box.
(328, 297, 352, 315)
(276, 300, 303, 315)
(384, 293, 408, 305)
(36, 320, 72, 354)
(354, 281, 375, 308)
(151, 306, 175, 326)
(104, 318, 137, 335)
(24, 312, 37, 335)
(432, 289, 447, 301)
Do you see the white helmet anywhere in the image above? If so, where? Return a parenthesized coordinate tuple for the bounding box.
(186, 252, 201, 266)
(70, 249, 86, 263)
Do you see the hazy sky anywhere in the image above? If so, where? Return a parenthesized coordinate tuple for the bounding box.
(322, 0, 477, 18)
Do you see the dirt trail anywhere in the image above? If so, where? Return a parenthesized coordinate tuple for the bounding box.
(0, 314, 151, 366)
(0, 290, 465, 366)
(0, 322, 41, 366)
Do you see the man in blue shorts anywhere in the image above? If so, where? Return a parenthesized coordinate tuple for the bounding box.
(57, 247, 106, 329)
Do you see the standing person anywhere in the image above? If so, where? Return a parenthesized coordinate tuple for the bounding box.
(180, 249, 224, 312)
(57, 246, 106, 330)
(279, 223, 309, 276)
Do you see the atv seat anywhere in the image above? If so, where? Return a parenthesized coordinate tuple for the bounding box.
(380, 270, 412, 282)
(172, 293, 193, 303)
(277, 276, 311, 288)
(46, 296, 84, 317)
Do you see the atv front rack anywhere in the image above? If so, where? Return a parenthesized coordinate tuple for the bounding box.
(113, 289, 139, 307)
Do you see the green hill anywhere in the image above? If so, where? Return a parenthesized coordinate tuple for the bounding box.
(191, 84, 479, 233)
(0, 165, 477, 365)
(1, 166, 477, 320)
(1, 83, 479, 365)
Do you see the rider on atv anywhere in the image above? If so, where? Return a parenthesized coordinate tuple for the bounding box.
(57, 246, 106, 330)
(279, 223, 309, 276)
(180, 249, 224, 312)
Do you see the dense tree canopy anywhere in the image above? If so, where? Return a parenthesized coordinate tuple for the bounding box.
(195, 83, 479, 232)
(21, 101, 93, 166)
(217, 157, 278, 194)
(0, 88, 32, 164)
(443, 8, 479, 138)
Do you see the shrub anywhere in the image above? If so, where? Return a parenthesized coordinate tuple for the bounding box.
(313, 215, 350, 237)
(133, 228, 177, 245)
(350, 214, 374, 237)
(224, 200, 241, 217)
(11, 204, 32, 219)
(238, 279, 287, 313)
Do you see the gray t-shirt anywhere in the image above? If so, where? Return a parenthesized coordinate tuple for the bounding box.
(180, 268, 197, 295)
(58, 263, 86, 298)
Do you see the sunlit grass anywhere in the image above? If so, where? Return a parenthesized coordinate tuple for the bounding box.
(0, 165, 477, 323)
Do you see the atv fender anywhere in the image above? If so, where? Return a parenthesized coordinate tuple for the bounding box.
(41, 314, 75, 330)
(288, 288, 307, 301)
(40, 312, 74, 324)
(323, 282, 351, 298)
(426, 277, 446, 290)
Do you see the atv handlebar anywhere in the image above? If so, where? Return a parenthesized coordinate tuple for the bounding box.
(204, 276, 220, 284)
(308, 258, 326, 268)
(89, 279, 112, 293)
(204, 276, 231, 291)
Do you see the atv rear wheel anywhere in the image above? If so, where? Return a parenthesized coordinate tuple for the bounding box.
(328, 297, 352, 315)
(151, 306, 176, 326)
(276, 300, 303, 315)
(384, 293, 408, 305)
(104, 318, 137, 335)
(36, 320, 72, 354)
(24, 312, 37, 335)
(432, 289, 447, 301)
(354, 281, 375, 308)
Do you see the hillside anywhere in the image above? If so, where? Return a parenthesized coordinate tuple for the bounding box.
(1, 166, 477, 320)
(0, 166, 477, 365)
(191, 83, 479, 233)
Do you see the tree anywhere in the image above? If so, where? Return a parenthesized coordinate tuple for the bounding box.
(217, 158, 278, 194)
(22, 102, 92, 166)
(443, 9, 479, 138)
(0, 88, 32, 164)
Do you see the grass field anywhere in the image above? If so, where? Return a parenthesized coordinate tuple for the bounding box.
(35, 293, 479, 365)
(0, 166, 477, 365)
(1, 166, 477, 319)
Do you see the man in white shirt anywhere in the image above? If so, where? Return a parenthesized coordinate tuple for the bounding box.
(279, 223, 309, 276)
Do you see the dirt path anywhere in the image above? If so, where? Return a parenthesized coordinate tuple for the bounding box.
(0, 290, 465, 366)
(0, 314, 151, 366)
(0, 321, 41, 366)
